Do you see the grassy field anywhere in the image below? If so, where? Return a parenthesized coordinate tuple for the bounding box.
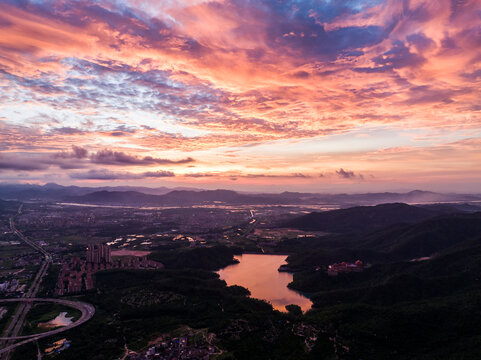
(0, 245, 36, 269)
(0, 303, 18, 335)
(22, 303, 81, 336)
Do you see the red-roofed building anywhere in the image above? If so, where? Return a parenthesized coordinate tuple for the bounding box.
(327, 260, 363, 276)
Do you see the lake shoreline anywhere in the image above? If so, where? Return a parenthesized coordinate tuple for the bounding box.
(217, 253, 312, 312)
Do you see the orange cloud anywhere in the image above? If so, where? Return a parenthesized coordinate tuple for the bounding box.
(0, 0, 480, 190)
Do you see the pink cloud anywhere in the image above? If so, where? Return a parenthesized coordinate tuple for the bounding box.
(0, 0, 480, 190)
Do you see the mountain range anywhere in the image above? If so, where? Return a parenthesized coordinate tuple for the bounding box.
(0, 183, 479, 206)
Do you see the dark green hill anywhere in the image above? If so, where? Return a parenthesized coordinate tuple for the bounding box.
(281, 212, 481, 270)
(285, 211, 481, 308)
(303, 235, 481, 306)
(364, 213, 481, 259)
(283, 203, 446, 233)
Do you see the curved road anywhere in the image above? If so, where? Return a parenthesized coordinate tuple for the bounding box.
(0, 298, 95, 354)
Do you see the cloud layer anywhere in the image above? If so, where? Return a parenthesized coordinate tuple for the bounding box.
(0, 0, 480, 190)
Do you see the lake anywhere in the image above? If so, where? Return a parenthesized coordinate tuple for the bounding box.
(217, 254, 312, 312)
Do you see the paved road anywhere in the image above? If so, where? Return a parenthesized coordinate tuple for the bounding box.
(10, 218, 50, 259)
(1, 210, 55, 358)
(1, 260, 51, 346)
(0, 218, 52, 359)
(0, 298, 95, 354)
(0, 206, 94, 357)
(0, 213, 54, 358)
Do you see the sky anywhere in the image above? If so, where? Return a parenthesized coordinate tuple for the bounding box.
(0, 0, 480, 192)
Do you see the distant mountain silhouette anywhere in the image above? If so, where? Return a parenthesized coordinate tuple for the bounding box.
(0, 183, 479, 206)
(66, 191, 153, 205)
(159, 189, 241, 203)
(0, 183, 202, 201)
(65, 189, 263, 206)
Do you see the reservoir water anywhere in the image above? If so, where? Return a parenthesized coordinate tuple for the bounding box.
(217, 254, 312, 312)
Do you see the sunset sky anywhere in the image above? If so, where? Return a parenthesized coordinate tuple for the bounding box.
(0, 0, 480, 192)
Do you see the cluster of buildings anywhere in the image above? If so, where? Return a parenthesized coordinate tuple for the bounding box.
(127, 336, 215, 360)
(327, 260, 364, 276)
(55, 244, 163, 295)
(16, 211, 95, 228)
(0, 279, 24, 294)
(291, 322, 320, 352)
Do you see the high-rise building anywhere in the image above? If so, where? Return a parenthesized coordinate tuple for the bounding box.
(86, 244, 111, 264)
(86, 243, 94, 263)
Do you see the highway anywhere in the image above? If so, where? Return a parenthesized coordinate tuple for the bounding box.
(9, 218, 50, 259)
(0, 215, 52, 359)
(0, 206, 94, 357)
(0, 260, 51, 356)
(0, 298, 95, 355)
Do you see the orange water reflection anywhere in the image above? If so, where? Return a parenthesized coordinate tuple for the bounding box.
(217, 254, 312, 312)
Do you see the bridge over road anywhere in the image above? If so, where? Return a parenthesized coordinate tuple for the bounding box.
(0, 298, 95, 355)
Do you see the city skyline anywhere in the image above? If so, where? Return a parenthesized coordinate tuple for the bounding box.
(1, 0, 480, 192)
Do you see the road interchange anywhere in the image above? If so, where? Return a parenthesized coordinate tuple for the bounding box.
(0, 298, 95, 355)
(0, 206, 95, 357)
